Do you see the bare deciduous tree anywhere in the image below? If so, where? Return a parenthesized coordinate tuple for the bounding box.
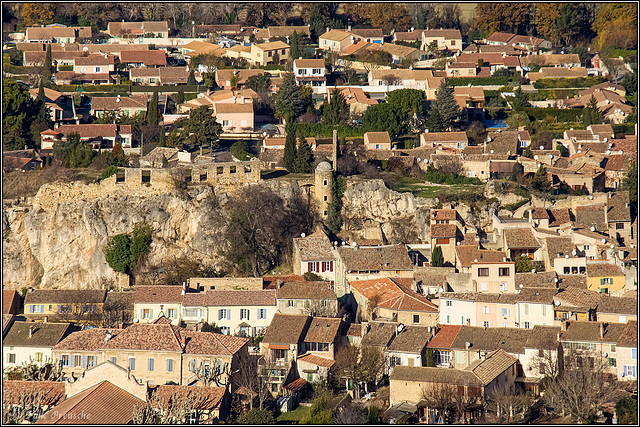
(190, 360, 231, 387)
(133, 388, 206, 424)
(2, 388, 49, 424)
(419, 382, 458, 423)
(389, 218, 421, 244)
(486, 384, 533, 423)
(236, 355, 273, 411)
(434, 156, 464, 175)
(381, 74, 401, 86)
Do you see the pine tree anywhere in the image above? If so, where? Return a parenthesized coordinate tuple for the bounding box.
(295, 133, 314, 173)
(321, 89, 349, 126)
(432, 81, 459, 129)
(431, 246, 444, 267)
(425, 108, 448, 132)
(147, 91, 159, 126)
(511, 85, 530, 112)
(158, 127, 166, 147)
(587, 95, 601, 124)
(532, 165, 551, 193)
(283, 121, 297, 172)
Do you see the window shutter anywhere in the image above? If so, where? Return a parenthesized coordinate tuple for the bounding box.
(140, 309, 144, 319)
(316, 262, 320, 272)
(110, 357, 116, 364)
(81, 355, 87, 368)
(219, 309, 222, 320)
(149, 309, 153, 319)
(58, 305, 62, 313)
(227, 309, 231, 319)
(632, 348, 637, 360)
(30, 305, 34, 313)
(307, 262, 311, 273)
(246, 309, 249, 320)
(70, 356, 75, 367)
(148, 358, 154, 371)
(330, 261, 333, 272)
(600, 278, 605, 285)
(624, 365, 627, 376)
(40, 305, 44, 312)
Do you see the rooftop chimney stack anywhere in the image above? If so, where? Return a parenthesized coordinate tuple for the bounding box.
(29, 326, 34, 338)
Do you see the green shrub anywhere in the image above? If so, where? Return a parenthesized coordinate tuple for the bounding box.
(532, 76, 605, 89)
(230, 140, 252, 161)
(524, 107, 583, 122)
(445, 76, 517, 86)
(100, 165, 119, 180)
(613, 123, 636, 135)
(424, 166, 483, 185)
(503, 198, 529, 211)
(57, 65, 73, 71)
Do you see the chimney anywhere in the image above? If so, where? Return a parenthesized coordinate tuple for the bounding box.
(599, 323, 605, 339)
(561, 320, 568, 331)
(348, 25, 352, 32)
(118, 323, 124, 329)
(276, 280, 284, 289)
(181, 336, 186, 348)
(181, 282, 186, 295)
(29, 326, 34, 338)
(43, 316, 48, 323)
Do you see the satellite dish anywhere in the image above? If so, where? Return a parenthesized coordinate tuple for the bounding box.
(83, 46, 88, 52)
(456, 241, 460, 246)
(487, 137, 492, 142)
(342, 242, 346, 246)
(610, 244, 614, 249)
(555, 300, 561, 306)
(465, 342, 472, 348)
(534, 155, 539, 160)
(301, 233, 306, 238)
(519, 284, 523, 288)
(289, 344, 295, 351)
(619, 150, 623, 154)
(531, 269, 536, 273)
(351, 242, 357, 247)
(81, 67, 87, 73)
(397, 324, 404, 332)
(490, 150, 494, 154)
(554, 278, 558, 283)
(571, 250, 576, 256)
(602, 351, 608, 358)
(61, 42, 65, 47)
(602, 239, 606, 244)
(540, 145, 544, 150)
(590, 226, 596, 231)
(604, 138, 608, 143)
(565, 254, 569, 258)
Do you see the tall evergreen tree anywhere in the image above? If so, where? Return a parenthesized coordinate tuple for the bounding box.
(175, 87, 185, 105)
(290, 30, 301, 60)
(425, 107, 448, 132)
(43, 43, 52, 85)
(187, 68, 196, 85)
(158, 127, 166, 147)
(283, 121, 297, 172)
(321, 89, 349, 126)
(431, 246, 444, 267)
(274, 73, 308, 122)
(511, 85, 531, 112)
(147, 91, 159, 126)
(431, 81, 459, 129)
(294, 133, 314, 173)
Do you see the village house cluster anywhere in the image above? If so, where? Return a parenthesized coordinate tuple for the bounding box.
(2, 6, 638, 425)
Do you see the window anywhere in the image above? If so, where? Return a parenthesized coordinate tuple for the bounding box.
(632, 348, 637, 360)
(129, 358, 136, 371)
(480, 282, 487, 291)
(323, 40, 327, 46)
(313, 68, 321, 74)
(456, 352, 464, 364)
(519, 140, 527, 148)
(583, 245, 590, 251)
(35, 352, 43, 362)
(258, 308, 267, 320)
(287, 300, 296, 307)
(308, 262, 316, 272)
(148, 358, 154, 371)
(61, 355, 69, 366)
(608, 358, 616, 367)
(503, 322, 508, 327)
(445, 300, 452, 307)
(623, 365, 636, 377)
(87, 356, 96, 367)
(273, 349, 288, 362)
(143, 309, 150, 319)
(49, 304, 53, 311)
(542, 305, 546, 316)
(8, 353, 16, 363)
(218, 309, 231, 320)
(482, 306, 489, 314)
(95, 66, 101, 73)
(322, 261, 331, 271)
(501, 308, 510, 317)
(446, 315, 451, 324)
(579, 267, 585, 274)
(390, 356, 402, 367)
(222, 120, 230, 127)
(460, 316, 466, 325)
(74, 355, 82, 367)
(167, 309, 175, 319)
(500, 282, 508, 292)
(413, 314, 420, 324)
(240, 309, 249, 320)
(564, 267, 570, 274)
(478, 268, 489, 277)
(483, 321, 490, 327)
(436, 350, 451, 365)
(616, 223, 624, 230)
(524, 321, 530, 329)
(523, 304, 529, 315)
(110, 357, 117, 364)
(610, 344, 617, 353)
(220, 326, 230, 335)
(499, 267, 510, 277)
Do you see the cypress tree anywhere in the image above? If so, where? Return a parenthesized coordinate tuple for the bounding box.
(321, 89, 349, 126)
(431, 245, 444, 267)
(290, 31, 301, 60)
(187, 68, 196, 86)
(147, 90, 159, 126)
(294, 133, 314, 173)
(283, 121, 297, 172)
(43, 43, 52, 85)
(158, 127, 166, 147)
(176, 87, 185, 105)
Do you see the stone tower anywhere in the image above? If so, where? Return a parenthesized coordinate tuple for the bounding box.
(314, 161, 333, 218)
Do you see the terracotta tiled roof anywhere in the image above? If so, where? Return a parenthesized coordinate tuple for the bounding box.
(276, 281, 336, 300)
(53, 328, 123, 351)
(102, 323, 183, 352)
(515, 271, 557, 289)
(294, 59, 325, 68)
(74, 54, 115, 66)
(544, 237, 576, 267)
(205, 290, 276, 307)
(455, 246, 506, 267)
(337, 244, 412, 271)
(597, 295, 637, 316)
(2, 290, 20, 314)
(387, 326, 432, 353)
(297, 353, 335, 368)
(431, 223, 457, 238)
(513, 288, 557, 304)
(561, 321, 627, 343)
(54, 124, 130, 139)
(548, 209, 572, 227)
(607, 191, 631, 223)
(303, 317, 342, 344)
(390, 365, 483, 387)
(267, 25, 310, 37)
(427, 325, 461, 349)
(159, 67, 189, 84)
(431, 209, 457, 221)
(25, 289, 106, 304)
(36, 380, 144, 424)
(586, 262, 624, 278)
(524, 325, 561, 351)
(134, 286, 184, 303)
(364, 131, 391, 144)
(361, 322, 398, 347)
(520, 54, 580, 67)
(350, 28, 384, 38)
(3, 321, 74, 348)
(320, 29, 351, 42)
(487, 31, 515, 43)
(341, 40, 371, 55)
(554, 287, 601, 309)
(504, 228, 540, 249)
(350, 278, 438, 313)
(149, 385, 225, 411)
(557, 275, 588, 289)
(120, 50, 166, 66)
(182, 330, 248, 356)
(283, 377, 308, 392)
(486, 130, 518, 155)
(346, 323, 363, 337)
(91, 95, 147, 111)
(263, 274, 305, 289)
(530, 207, 549, 220)
(467, 349, 517, 385)
(108, 21, 168, 36)
(422, 29, 462, 40)
(617, 321, 637, 348)
(3, 380, 65, 406)
(422, 132, 468, 144)
(394, 30, 427, 42)
(262, 313, 311, 345)
(451, 325, 533, 354)
(370, 69, 432, 81)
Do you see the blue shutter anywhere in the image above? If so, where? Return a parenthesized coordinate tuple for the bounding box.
(129, 358, 135, 370)
(227, 309, 231, 319)
(149, 309, 153, 319)
(70, 356, 75, 367)
(246, 309, 249, 321)
(624, 365, 627, 376)
(632, 348, 637, 360)
(167, 359, 173, 372)
(148, 358, 154, 371)
(140, 309, 144, 320)
(58, 305, 62, 313)
(218, 309, 222, 320)
(30, 305, 34, 313)
(81, 355, 87, 368)
(110, 357, 117, 364)
(633, 366, 637, 377)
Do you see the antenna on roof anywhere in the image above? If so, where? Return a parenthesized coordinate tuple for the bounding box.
(301, 232, 305, 238)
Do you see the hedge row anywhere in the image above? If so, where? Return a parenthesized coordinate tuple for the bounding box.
(295, 123, 365, 138)
(613, 123, 636, 135)
(532, 76, 605, 89)
(524, 107, 583, 122)
(445, 76, 519, 87)
(52, 84, 208, 93)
